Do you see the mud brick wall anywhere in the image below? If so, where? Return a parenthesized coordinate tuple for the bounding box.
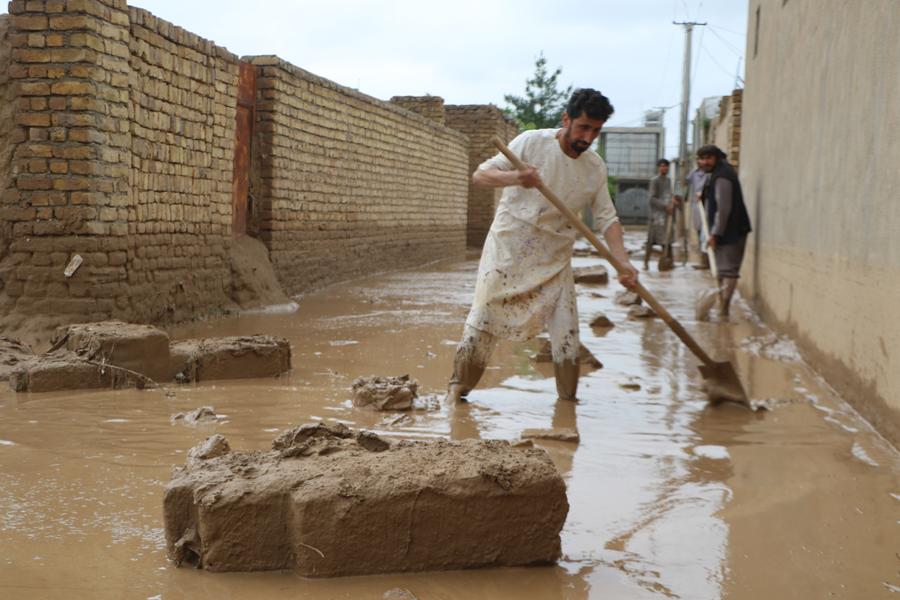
(444, 105, 519, 247)
(0, 0, 134, 323)
(389, 95, 446, 126)
(250, 56, 469, 295)
(125, 7, 238, 322)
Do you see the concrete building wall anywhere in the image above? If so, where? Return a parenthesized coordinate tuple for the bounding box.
(250, 57, 469, 295)
(740, 0, 900, 443)
(444, 104, 518, 247)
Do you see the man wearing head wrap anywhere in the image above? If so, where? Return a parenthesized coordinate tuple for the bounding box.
(696, 144, 752, 317)
(445, 89, 638, 404)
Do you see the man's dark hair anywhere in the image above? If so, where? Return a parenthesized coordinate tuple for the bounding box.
(566, 88, 614, 121)
(697, 144, 727, 159)
(657, 158, 670, 167)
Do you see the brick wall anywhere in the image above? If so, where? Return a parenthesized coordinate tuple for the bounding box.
(444, 104, 518, 247)
(0, 1, 493, 336)
(1, 0, 134, 323)
(250, 57, 469, 294)
(389, 95, 446, 126)
(126, 6, 238, 322)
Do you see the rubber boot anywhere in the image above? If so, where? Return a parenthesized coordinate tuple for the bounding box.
(445, 351, 486, 404)
(554, 359, 580, 402)
(719, 277, 738, 317)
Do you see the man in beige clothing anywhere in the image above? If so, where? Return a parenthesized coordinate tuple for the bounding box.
(446, 89, 638, 404)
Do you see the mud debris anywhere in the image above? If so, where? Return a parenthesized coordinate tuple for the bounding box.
(384, 589, 419, 600)
(8, 322, 292, 393)
(164, 425, 568, 576)
(187, 434, 231, 463)
(521, 428, 580, 443)
(589, 313, 615, 329)
(573, 265, 609, 285)
(0, 337, 35, 381)
(627, 305, 657, 320)
(532, 340, 602, 369)
(171, 406, 218, 426)
(351, 375, 418, 410)
(615, 290, 643, 306)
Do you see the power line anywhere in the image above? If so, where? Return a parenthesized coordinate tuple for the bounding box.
(707, 24, 746, 37)
(707, 26, 744, 57)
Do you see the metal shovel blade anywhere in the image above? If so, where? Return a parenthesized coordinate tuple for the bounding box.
(698, 361, 750, 407)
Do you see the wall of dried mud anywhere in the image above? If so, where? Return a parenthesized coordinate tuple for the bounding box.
(740, 0, 900, 444)
(250, 57, 469, 294)
(0, 0, 477, 339)
(444, 105, 519, 247)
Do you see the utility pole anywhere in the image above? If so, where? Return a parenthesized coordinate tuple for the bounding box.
(673, 20, 705, 263)
(673, 20, 706, 187)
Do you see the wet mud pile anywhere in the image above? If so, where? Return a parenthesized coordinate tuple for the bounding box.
(6, 321, 291, 392)
(351, 375, 418, 410)
(164, 423, 569, 576)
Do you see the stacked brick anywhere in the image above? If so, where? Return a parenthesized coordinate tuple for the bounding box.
(250, 56, 469, 295)
(389, 95, 446, 126)
(727, 89, 742, 170)
(0, 0, 506, 333)
(125, 7, 237, 322)
(1, 0, 133, 321)
(444, 105, 519, 247)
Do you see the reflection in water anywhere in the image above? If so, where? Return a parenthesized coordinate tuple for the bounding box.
(0, 233, 898, 599)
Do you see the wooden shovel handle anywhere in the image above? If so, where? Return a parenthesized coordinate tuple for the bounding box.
(492, 137, 716, 367)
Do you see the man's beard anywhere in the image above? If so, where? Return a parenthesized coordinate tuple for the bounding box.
(567, 134, 590, 155)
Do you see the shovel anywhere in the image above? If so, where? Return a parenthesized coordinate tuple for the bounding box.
(695, 199, 721, 321)
(492, 137, 749, 407)
(657, 213, 675, 272)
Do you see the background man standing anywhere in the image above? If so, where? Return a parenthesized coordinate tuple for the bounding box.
(645, 158, 680, 269)
(697, 144, 752, 317)
(446, 89, 637, 404)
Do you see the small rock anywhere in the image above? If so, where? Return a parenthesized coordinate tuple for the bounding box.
(272, 422, 352, 450)
(521, 428, 580, 443)
(589, 313, 614, 328)
(187, 434, 231, 462)
(620, 382, 641, 391)
(614, 290, 642, 306)
(627, 305, 656, 319)
(511, 439, 535, 449)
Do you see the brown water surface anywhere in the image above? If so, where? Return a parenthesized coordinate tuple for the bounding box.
(1, 233, 898, 599)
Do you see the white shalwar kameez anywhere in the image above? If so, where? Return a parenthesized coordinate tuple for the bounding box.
(460, 129, 619, 364)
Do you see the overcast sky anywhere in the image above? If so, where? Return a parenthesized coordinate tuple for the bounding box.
(131, 1, 747, 156)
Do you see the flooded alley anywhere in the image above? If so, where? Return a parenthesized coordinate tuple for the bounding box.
(1, 232, 897, 599)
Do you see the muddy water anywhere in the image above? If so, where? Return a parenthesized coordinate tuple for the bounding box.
(1, 233, 898, 599)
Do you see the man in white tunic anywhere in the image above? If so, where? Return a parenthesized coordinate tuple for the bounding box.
(446, 89, 638, 404)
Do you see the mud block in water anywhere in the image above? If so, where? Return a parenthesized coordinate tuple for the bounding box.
(614, 290, 642, 306)
(8, 353, 146, 393)
(163, 424, 568, 576)
(627, 305, 657, 320)
(0, 337, 35, 381)
(351, 375, 418, 410)
(170, 336, 291, 382)
(54, 321, 172, 378)
(589, 313, 614, 329)
(573, 265, 609, 284)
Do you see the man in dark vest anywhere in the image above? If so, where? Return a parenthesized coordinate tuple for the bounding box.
(697, 144, 752, 317)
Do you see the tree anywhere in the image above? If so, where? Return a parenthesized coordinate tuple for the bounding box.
(504, 52, 573, 130)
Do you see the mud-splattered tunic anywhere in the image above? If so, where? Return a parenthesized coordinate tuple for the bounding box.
(465, 129, 619, 346)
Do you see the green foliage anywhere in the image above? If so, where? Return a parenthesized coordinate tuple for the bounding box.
(503, 52, 573, 131)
